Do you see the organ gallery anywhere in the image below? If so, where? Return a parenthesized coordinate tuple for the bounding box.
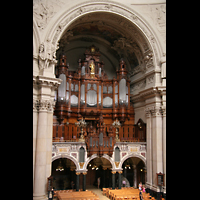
(53, 45, 146, 155)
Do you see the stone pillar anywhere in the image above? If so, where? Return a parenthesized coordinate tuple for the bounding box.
(111, 171, 116, 189)
(133, 165, 137, 188)
(33, 75, 61, 200)
(33, 103, 48, 200)
(151, 107, 163, 186)
(103, 167, 107, 188)
(33, 99, 38, 187)
(161, 105, 166, 194)
(76, 172, 80, 191)
(83, 172, 87, 191)
(118, 171, 122, 189)
(145, 108, 152, 189)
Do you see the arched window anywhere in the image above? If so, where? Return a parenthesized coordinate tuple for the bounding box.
(79, 147, 85, 163)
(115, 147, 120, 162)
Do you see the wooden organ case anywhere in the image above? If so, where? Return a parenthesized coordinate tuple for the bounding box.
(53, 45, 145, 157)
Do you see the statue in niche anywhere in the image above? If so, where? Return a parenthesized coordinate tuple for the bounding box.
(89, 61, 95, 78)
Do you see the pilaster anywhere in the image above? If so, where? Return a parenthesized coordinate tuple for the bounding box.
(151, 106, 163, 186)
(145, 105, 165, 193)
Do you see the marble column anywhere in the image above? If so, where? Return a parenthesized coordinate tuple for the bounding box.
(145, 108, 152, 189)
(118, 171, 122, 189)
(111, 171, 116, 189)
(33, 99, 38, 187)
(76, 172, 80, 191)
(33, 75, 61, 200)
(33, 103, 48, 200)
(133, 165, 137, 188)
(151, 106, 163, 186)
(83, 172, 87, 191)
(103, 167, 107, 188)
(161, 105, 166, 194)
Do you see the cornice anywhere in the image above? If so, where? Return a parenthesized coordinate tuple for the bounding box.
(33, 75, 62, 89)
(130, 86, 165, 103)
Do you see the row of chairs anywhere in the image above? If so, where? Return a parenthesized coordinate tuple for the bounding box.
(56, 190, 99, 200)
(102, 187, 165, 200)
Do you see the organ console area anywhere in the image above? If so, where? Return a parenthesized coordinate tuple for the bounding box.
(53, 45, 146, 156)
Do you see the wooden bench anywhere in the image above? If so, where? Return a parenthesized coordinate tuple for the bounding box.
(57, 190, 99, 200)
(105, 187, 158, 200)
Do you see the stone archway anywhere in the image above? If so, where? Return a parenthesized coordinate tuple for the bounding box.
(120, 153, 146, 188)
(52, 154, 79, 170)
(84, 154, 114, 189)
(119, 152, 146, 169)
(84, 154, 115, 171)
(43, 1, 164, 69)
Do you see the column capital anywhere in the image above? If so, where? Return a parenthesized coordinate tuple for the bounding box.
(145, 106, 163, 117)
(111, 171, 116, 174)
(82, 172, 87, 175)
(118, 171, 123, 174)
(160, 106, 166, 116)
(145, 108, 151, 118)
(34, 99, 56, 112)
(76, 172, 81, 175)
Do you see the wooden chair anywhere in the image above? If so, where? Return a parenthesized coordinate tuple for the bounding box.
(102, 188, 106, 195)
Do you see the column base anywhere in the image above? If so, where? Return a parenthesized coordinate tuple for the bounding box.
(145, 187, 166, 200)
(33, 195, 48, 200)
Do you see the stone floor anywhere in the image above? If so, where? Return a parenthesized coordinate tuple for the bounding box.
(53, 185, 110, 200)
(87, 185, 110, 200)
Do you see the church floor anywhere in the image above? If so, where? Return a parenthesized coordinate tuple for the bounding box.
(87, 185, 110, 200)
(53, 185, 110, 200)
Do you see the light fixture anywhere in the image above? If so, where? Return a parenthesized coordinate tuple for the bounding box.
(75, 117, 87, 142)
(112, 118, 121, 142)
(56, 159, 64, 171)
(91, 165, 99, 170)
(124, 162, 131, 170)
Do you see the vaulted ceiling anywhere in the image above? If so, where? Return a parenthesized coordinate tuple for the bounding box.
(56, 12, 150, 79)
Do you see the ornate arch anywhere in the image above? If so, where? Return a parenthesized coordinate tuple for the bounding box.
(83, 154, 115, 171)
(44, 1, 163, 67)
(119, 153, 146, 169)
(52, 154, 79, 170)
